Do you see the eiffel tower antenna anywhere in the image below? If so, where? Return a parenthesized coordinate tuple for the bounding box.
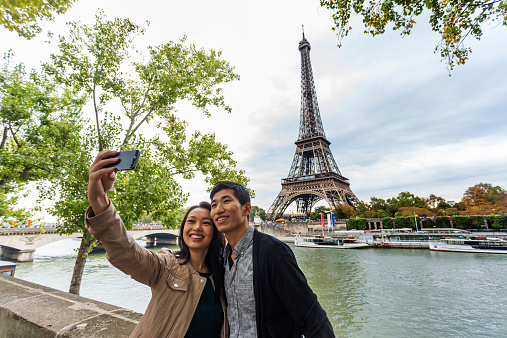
(302, 25, 305, 39)
(267, 34, 358, 221)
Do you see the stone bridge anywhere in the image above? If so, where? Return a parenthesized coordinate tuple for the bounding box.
(0, 226, 179, 262)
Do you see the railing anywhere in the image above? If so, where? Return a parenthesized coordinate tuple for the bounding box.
(281, 172, 349, 184)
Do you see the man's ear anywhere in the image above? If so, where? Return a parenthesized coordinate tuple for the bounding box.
(243, 202, 252, 216)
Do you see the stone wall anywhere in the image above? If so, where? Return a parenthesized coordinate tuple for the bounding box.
(0, 274, 141, 337)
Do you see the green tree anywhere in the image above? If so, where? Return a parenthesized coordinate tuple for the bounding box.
(422, 217, 435, 228)
(333, 204, 356, 219)
(355, 200, 371, 217)
(454, 201, 466, 211)
(386, 192, 427, 215)
(42, 12, 248, 295)
(320, 0, 507, 70)
(436, 201, 452, 210)
(377, 209, 389, 218)
(347, 217, 367, 230)
(365, 210, 377, 218)
(250, 206, 266, 222)
(370, 197, 388, 211)
(356, 217, 367, 230)
(0, 0, 76, 39)
(434, 216, 451, 228)
(487, 215, 505, 229)
(426, 194, 446, 209)
(0, 50, 84, 221)
(395, 216, 415, 229)
(475, 183, 506, 203)
(452, 215, 470, 229)
(381, 217, 393, 229)
(334, 207, 347, 219)
(0, 189, 30, 223)
(469, 215, 485, 229)
(347, 218, 357, 229)
(311, 205, 331, 220)
(442, 207, 458, 216)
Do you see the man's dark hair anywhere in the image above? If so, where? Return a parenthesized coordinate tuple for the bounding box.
(210, 181, 251, 206)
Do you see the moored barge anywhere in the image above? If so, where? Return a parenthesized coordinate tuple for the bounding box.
(429, 236, 507, 254)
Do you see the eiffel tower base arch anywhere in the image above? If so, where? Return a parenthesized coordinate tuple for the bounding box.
(267, 176, 357, 221)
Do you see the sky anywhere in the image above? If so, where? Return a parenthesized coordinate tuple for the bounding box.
(3, 0, 507, 221)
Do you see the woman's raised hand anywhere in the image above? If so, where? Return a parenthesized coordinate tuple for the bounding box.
(88, 150, 120, 215)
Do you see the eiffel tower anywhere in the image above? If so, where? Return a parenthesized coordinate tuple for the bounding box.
(266, 33, 358, 221)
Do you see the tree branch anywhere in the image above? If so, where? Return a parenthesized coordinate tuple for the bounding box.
(0, 126, 8, 149)
(92, 85, 103, 151)
(8, 125, 21, 149)
(131, 78, 153, 120)
(122, 93, 163, 146)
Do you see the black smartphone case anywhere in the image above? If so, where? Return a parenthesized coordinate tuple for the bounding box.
(104, 150, 141, 171)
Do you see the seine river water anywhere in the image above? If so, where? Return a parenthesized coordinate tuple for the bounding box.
(13, 238, 507, 337)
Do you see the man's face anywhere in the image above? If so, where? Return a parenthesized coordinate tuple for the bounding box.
(210, 188, 250, 234)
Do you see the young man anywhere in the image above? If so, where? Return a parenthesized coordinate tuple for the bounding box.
(210, 181, 334, 337)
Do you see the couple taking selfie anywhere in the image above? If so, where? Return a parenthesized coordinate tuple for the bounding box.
(86, 150, 334, 337)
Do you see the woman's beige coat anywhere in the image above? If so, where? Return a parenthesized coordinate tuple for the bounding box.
(85, 203, 228, 338)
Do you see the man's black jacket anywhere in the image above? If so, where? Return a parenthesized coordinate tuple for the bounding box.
(252, 229, 335, 337)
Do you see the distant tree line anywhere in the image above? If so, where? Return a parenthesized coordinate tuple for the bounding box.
(343, 183, 507, 230)
(251, 183, 507, 230)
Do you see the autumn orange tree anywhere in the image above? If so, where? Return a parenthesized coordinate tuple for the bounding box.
(333, 204, 358, 219)
(461, 183, 506, 214)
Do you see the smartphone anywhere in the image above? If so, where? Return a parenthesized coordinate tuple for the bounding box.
(104, 150, 141, 171)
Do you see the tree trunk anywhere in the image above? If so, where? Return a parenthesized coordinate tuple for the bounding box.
(69, 230, 96, 295)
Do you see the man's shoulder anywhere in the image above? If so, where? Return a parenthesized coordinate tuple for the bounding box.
(254, 229, 281, 245)
(253, 229, 293, 255)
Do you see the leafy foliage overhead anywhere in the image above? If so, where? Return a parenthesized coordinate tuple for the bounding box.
(320, 0, 507, 70)
(39, 11, 250, 295)
(0, 50, 84, 221)
(0, 0, 76, 39)
(42, 11, 249, 233)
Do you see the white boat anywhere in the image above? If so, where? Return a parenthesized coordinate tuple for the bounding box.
(429, 236, 507, 254)
(368, 228, 471, 249)
(295, 236, 369, 249)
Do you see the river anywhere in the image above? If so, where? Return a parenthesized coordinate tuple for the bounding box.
(13, 238, 507, 337)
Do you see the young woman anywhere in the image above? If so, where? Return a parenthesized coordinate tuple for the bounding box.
(86, 150, 227, 337)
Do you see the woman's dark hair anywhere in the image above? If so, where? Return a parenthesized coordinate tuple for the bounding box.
(176, 201, 225, 304)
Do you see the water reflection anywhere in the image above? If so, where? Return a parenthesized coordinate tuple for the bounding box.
(293, 246, 367, 336)
(292, 245, 507, 337)
(11, 239, 507, 337)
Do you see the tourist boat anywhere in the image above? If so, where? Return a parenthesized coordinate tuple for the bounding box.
(429, 236, 507, 254)
(0, 260, 18, 277)
(295, 236, 369, 249)
(368, 228, 471, 249)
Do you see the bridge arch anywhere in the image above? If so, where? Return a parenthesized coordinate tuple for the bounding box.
(0, 227, 179, 262)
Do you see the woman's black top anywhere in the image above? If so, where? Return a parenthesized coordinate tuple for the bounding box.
(185, 272, 223, 338)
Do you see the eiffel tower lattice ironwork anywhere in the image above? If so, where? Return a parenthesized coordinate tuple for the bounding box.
(266, 34, 358, 221)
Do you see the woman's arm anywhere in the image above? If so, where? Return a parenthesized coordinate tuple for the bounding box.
(87, 150, 165, 287)
(86, 202, 166, 287)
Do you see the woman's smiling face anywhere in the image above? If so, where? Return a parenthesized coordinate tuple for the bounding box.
(182, 207, 215, 253)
